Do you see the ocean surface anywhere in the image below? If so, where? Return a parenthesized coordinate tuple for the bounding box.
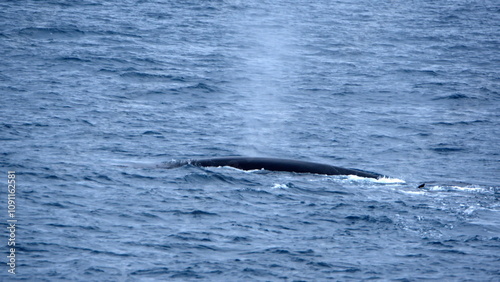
(1, 0, 499, 280)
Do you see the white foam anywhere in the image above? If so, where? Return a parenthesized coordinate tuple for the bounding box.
(400, 190, 426, 195)
(374, 176, 406, 184)
(345, 175, 406, 184)
(272, 183, 288, 189)
(426, 184, 488, 193)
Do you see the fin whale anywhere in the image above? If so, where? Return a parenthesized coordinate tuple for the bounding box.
(166, 157, 385, 179)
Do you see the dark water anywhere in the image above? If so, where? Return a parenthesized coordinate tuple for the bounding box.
(1, 0, 499, 280)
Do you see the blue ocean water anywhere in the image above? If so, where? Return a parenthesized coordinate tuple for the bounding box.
(1, 0, 499, 280)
